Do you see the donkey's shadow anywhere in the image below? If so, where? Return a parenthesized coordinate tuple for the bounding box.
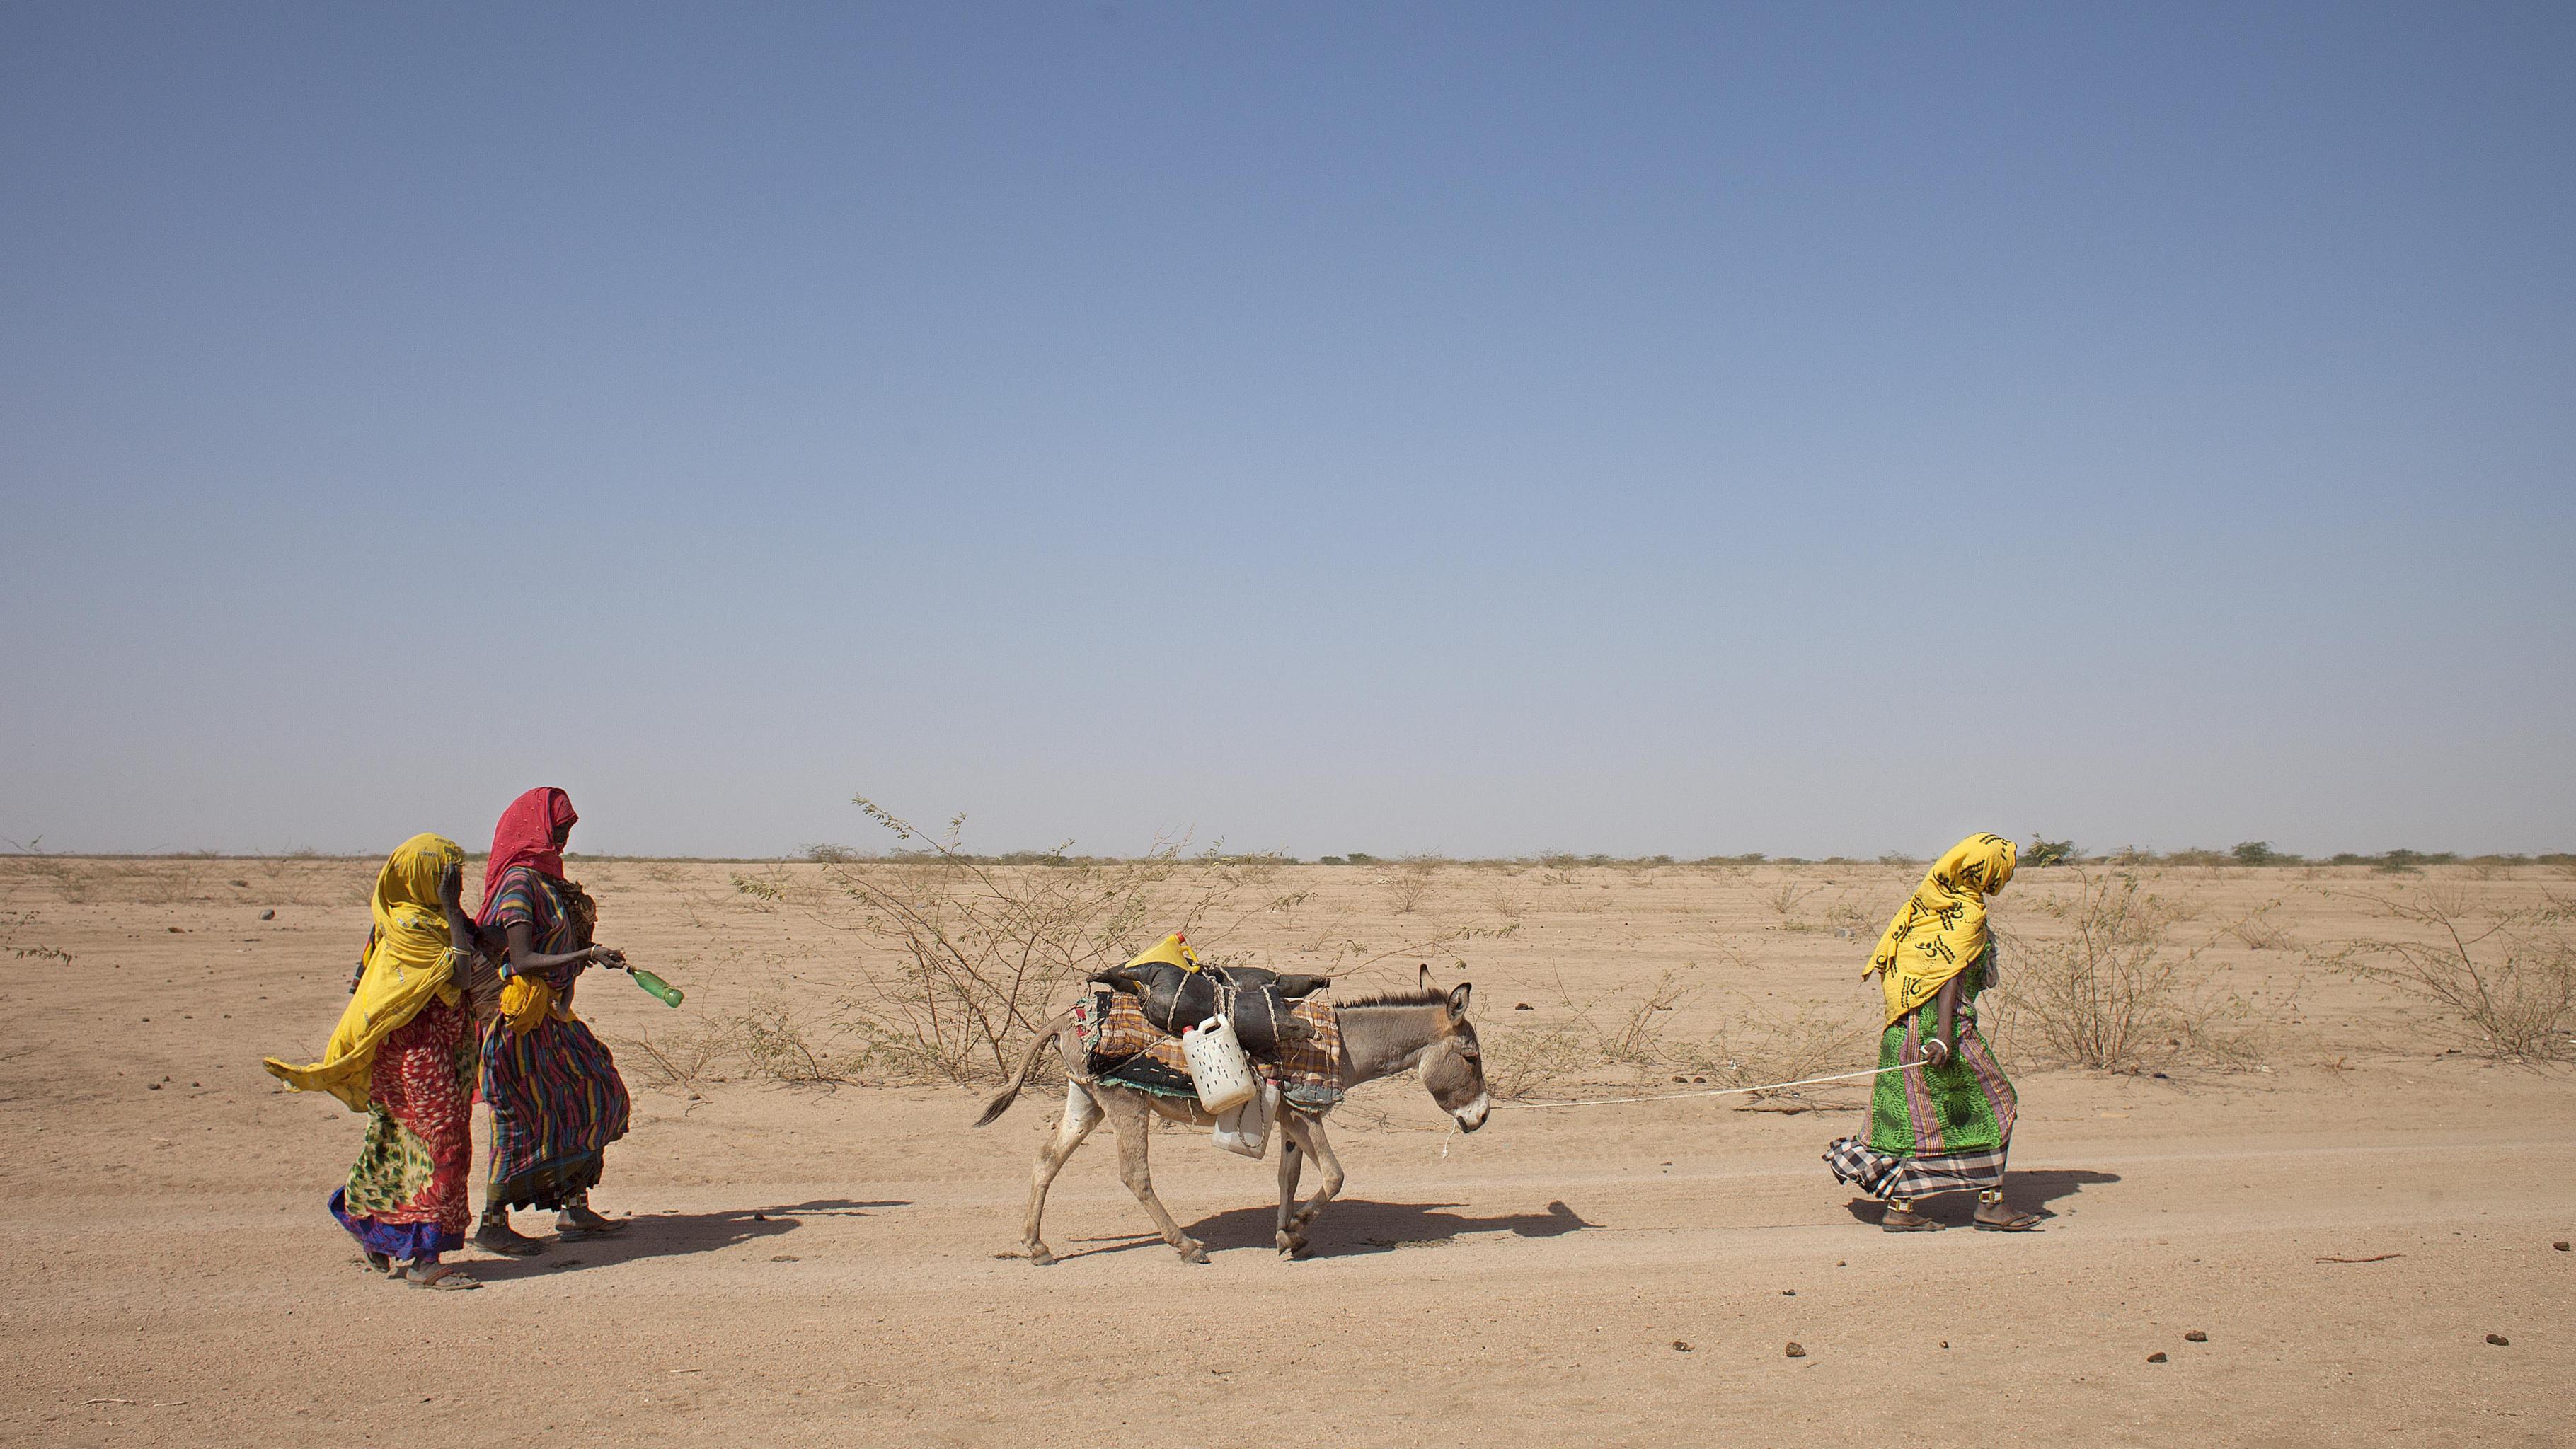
(1166, 1197, 1594, 1259)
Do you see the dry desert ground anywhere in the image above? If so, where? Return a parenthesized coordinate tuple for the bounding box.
(3, 853, 2570, 1447)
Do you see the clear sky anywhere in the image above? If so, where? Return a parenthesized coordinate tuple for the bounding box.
(3, 4, 2570, 860)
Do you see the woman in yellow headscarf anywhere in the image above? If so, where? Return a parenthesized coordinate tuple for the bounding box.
(1824, 833, 2040, 1232)
(263, 834, 490, 1288)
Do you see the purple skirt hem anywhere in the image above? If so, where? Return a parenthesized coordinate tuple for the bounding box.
(330, 1187, 465, 1263)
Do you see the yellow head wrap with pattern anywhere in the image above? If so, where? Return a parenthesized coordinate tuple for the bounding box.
(1865, 833, 2016, 1026)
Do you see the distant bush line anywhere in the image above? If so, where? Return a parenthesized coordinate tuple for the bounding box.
(7, 840, 2565, 873)
(787, 841, 2570, 872)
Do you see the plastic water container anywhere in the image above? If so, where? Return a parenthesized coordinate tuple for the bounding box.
(1181, 1014, 1258, 1114)
(1212, 1078, 1278, 1159)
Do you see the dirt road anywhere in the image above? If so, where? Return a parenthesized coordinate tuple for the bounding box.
(4, 858, 2567, 1446)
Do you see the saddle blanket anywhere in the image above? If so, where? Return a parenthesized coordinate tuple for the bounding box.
(1074, 988, 1345, 1112)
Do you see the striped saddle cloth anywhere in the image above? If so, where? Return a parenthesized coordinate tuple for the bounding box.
(1073, 988, 1345, 1112)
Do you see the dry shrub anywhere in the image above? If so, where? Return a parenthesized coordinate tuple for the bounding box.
(1819, 893, 1876, 938)
(2331, 890, 2575, 1061)
(1385, 857, 1445, 915)
(1682, 1003, 1873, 1104)
(729, 798, 1320, 1084)
(1764, 879, 1821, 917)
(1483, 882, 1529, 920)
(2, 908, 73, 965)
(618, 1020, 735, 1090)
(1994, 870, 2251, 1071)
(2230, 901, 2298, 952)
(618, 998, 950, 1092)
(1485, 969, 1691, 1098)
(1488, 971, 1875, 1108)
(1483, 1023, 1594, 1101)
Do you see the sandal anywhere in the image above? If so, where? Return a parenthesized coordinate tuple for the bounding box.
(1973, 1191, 2042, 1232)
(1882, 1201, 1943, 1232)
(473, 1220, 546, 1257)
(406, 1262, 482, 1291)
(359, 1250, 393, 1274)
(554, 1206, 627, 1240)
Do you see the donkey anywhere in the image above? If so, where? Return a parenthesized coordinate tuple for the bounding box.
(975, 964, 1490, 1264)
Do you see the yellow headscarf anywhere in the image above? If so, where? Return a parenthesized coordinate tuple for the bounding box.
(1865, 833, 2017, 1025)
(263, 834, 469, 1110)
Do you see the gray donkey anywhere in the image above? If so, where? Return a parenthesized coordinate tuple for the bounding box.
(975, 964, 1490, 1264)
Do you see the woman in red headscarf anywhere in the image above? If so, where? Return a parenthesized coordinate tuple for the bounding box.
(470, 787, 634, 1256)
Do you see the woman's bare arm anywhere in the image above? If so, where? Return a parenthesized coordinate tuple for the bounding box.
(501, 918, 622, 982)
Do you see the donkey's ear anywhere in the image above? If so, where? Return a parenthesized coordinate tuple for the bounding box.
(1417, 962, 1435, 994)
(1446, 982, 1473, 1019)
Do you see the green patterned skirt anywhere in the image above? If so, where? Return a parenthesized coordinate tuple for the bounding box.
(1824, 962, 2016, 1200)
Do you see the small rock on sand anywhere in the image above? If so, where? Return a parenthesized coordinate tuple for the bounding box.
(1672, 1341, 1691, 1352)
(2147, 1351, 2168, 1363)
(2486, 1334, 2509, 1346)
(2184, 1330, 2208, 1342)
(260, 909, 276, 920)
(1784, 1342, 1806, 1358)
(2555, 1241, 2569, 1252)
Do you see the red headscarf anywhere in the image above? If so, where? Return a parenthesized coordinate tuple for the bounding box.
(478, 787, 578, 920)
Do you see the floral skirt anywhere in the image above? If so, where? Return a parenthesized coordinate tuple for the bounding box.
(333, 996, 475, 1261)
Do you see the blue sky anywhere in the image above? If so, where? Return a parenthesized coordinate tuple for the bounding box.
(3, 4, 2569, 858)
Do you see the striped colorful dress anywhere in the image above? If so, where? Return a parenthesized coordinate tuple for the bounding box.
(1825, 952, 2016, 1199)
(330, 993, 477, 1259)
(481, 865, 631, 1210)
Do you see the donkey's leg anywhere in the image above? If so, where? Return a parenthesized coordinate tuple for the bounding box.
(1278, 1113, 1346, 1255)
(1103, 1091, 1207, 1264)
(1021, 1080, 1103, 1266)
(1272, 1113, 1306, 1257)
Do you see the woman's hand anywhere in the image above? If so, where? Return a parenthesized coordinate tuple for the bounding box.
(438, 862, 466, 909)
(586, 945, 627, 971)
(1921, 1036, 1953, 1068)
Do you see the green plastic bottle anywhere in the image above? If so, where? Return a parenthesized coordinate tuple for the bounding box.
(629, 968, 684, 1008)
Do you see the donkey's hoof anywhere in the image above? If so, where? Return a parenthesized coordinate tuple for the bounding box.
(1276, 1232, 1309, 1259)
(1178, 1240, 1209, 1264)
(1026, 1247, 1057, 1266)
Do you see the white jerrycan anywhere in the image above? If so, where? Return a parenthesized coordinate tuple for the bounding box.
(1211, 1078, 1279, 1159)
(1181, 1014, 1258, 1114)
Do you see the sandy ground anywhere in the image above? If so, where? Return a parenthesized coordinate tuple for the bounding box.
(3, 855, 2569, 1448)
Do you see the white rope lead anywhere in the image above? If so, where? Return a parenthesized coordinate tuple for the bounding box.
(1493, 1058, 1926, 1112)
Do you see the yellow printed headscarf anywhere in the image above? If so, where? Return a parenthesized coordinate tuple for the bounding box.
(263, 834, 469, 1110)
(1865, 833, 2017, 1025)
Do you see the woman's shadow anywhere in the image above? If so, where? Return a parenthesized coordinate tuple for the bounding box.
(1842, 1169, 2118, 1227)
(465, 1199, 908, 1280)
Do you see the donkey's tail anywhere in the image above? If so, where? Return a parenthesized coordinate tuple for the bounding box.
(974, 1010, 1076, 1127)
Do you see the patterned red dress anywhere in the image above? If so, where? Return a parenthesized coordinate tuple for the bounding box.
(330, 994, 476, 1260)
